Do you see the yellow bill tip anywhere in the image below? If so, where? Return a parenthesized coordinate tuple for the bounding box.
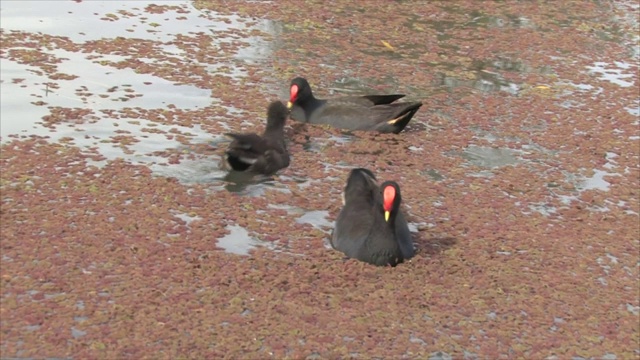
(286, 101, 293, 109)
(384, 210, 390, 222)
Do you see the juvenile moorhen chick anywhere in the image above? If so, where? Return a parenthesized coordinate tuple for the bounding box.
(287, 77, 422, 134)
(330, 168, 415, 266)
(224, 101, 290, 175)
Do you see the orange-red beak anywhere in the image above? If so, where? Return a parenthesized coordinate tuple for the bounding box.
(288, 84, 299, 109)
(382, 185, 396, 222)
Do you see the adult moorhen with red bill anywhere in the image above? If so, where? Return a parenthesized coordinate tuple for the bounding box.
(287, 77, 422, 134)
(330, 168, 415, 266)
(224, 101, 290, 176)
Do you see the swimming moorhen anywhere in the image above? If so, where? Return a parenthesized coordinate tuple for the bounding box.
(287, 77, 422, 134)
(330, 168, 415, 266)
(224, 101, 290, 175)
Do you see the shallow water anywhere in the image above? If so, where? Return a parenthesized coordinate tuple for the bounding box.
(214, 208, 330, 255)
(295, 209, 332, 231)
(2, 1, 639, 358)
(0, 0, 279, 185)
(460, 145, 521, 169)
(216, 224, 265, 255)
(0, 1, 636, 241)
(268, 203, 333, 232)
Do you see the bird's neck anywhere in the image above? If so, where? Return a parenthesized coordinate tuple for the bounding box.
(298, 93, 323, 108)
(386, 212, 397, 226)
(263, 125, 283, 137)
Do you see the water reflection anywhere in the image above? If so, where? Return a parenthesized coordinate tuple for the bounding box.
(1, 0, 281, 186)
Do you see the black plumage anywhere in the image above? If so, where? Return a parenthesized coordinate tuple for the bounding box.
(287, 77, 422, 134)
(224, 101, 290, 175)
(330, 168, 415, 266)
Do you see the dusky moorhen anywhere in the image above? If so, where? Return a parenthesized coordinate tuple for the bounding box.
(224, 101, 290, 175)
(330, 168, 415, 266)
(287, 77, 422, 134)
